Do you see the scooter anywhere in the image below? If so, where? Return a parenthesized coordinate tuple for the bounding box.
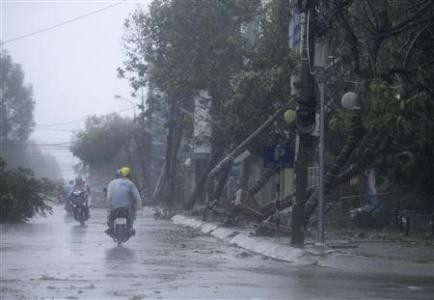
(70, 190, 90, 225)
(106, 207, 135, 246)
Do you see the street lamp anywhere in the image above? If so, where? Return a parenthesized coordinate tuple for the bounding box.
(114, 94, 137, 106)
(115, 93, 152, 193)
(283, 109, 296, 124)
(341, 92, 360, 110)
(114, 94, 138, 118)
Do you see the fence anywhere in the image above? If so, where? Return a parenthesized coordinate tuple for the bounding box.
(313, 191, 434, 238)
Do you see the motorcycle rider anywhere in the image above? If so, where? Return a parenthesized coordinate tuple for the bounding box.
(73, 176, 91, 198)
(73, 176, 85, 192)
(105, 167, 142, 236)
(103, 170, 121, 201)
(71, 176, 90, 219)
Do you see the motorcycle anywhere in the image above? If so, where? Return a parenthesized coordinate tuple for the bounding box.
(70, 190, 90, 225)
(64, 198, 73, 214)
(106, 207, 135, 246)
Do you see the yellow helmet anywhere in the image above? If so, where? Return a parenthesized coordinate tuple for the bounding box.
(119, 167, 130, 177)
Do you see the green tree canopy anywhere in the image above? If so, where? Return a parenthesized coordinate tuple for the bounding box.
(0, 51, 35, 142)
(223, 0, 297, 153)
(121, 0, 296, 155)
(122, 0, 260, 96)
(318, 0, 434, 207)
(70, 114, 134, 169)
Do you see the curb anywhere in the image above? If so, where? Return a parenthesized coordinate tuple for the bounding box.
(172, 215, 314, 265)
(317, 253, 434, 277)
(172, 214, 434, 277)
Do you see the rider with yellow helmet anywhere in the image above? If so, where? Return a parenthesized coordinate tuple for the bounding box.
(105, 167, 142, 236)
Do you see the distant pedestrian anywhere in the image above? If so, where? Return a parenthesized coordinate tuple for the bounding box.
(63, 180, 74, 208)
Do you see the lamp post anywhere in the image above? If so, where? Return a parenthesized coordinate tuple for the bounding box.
(314, 40, 329, 246)
(317, 73, 326, 245)
(313, 41, 341, 245)
(114, 94, 138, 119)
(114, 93, 151, 197)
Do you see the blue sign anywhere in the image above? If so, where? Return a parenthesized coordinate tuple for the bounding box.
(263, 146, 294, 169)
(290, 7, 301, 50)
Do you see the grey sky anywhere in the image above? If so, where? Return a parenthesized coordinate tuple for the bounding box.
(1, 0, 150, 179)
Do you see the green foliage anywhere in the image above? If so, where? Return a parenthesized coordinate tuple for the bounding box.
(0, 51, 62, 181)
(122, 0, 262, 134)
(364, 82, 434, 198)
(120, 0, 301, 206)
(121, 0, 297, 144)
(122, 0, 296, 152)
(0, 158, 58, 223)
(118, 0, 433, 213)
(24, 145, 63, 181)
(0, 51, 35, 142)
(321, 0, 434, 210)
(70, 114, 134, 168)
(122, 0, 260, 95)
(224, 0, 297, 152)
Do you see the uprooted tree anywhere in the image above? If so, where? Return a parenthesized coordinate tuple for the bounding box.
(0, 158, 58, 223)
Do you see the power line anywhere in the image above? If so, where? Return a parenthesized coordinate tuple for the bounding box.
(33, 128, 76, 132)
(2, 142, 71, 148)
(36, 119, 89, 127)
(1, 1, 126, 45)
(35, 106, 135, 127)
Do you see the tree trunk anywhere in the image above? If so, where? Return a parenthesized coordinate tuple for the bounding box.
(303, 108, 364, 223)
(168, 115, 185, 207)
(239, 159, 250, 189)
(164, 97, 185, 207)
(212, 159, 233, 203)
(132, 129, 147, 190)
(164, 101, 176, 206)
(184, 147, 224, 210)
(248, 168, 277, 196)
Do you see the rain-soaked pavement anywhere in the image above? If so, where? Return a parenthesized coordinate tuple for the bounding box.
(1, 206, 434, 300)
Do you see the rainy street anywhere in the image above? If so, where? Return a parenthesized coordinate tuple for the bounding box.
(1, 206, 433, 300)
(2, 1, 434, 299)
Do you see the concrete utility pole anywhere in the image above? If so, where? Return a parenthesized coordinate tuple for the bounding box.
(291, 2, 316, 247)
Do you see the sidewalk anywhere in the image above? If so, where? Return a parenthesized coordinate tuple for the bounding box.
(171, 214, 434, 277)
(317, 238, 434, 276)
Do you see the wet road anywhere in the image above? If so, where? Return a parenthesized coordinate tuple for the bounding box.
(1, 206, 433, 299)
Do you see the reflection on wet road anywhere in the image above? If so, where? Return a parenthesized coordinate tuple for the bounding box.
(1, 206, 433, 299)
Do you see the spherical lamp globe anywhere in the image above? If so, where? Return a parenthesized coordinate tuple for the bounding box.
(283, 109, 296, 124)
(341, 92, 359, 110)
